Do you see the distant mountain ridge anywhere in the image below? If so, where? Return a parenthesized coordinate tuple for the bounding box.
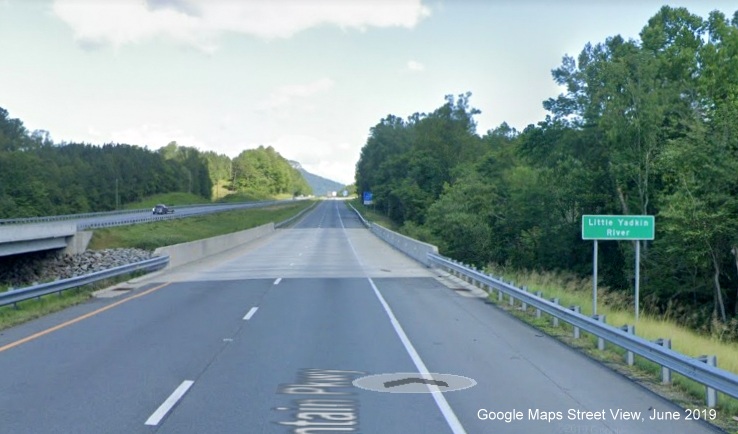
(289, 160, 346, 196)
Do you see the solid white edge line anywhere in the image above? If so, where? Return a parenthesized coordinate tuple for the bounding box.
(243, 307, 259, 320)
(144, 380, 194, 426)
(335, 201, 467, 434)
(368, 278, 467, 434)
(274, 278, 282, 285)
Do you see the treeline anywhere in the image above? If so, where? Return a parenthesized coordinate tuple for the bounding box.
(356, 6, 738, 334)
(196, 145, 311, 199)
(229, 146, 311, 197)
(0, 110, 213, 217)
(0, 108, 311, 218)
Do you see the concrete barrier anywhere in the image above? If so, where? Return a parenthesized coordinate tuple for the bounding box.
(153, 223, 275, 269)
(370, 223, 438, 267)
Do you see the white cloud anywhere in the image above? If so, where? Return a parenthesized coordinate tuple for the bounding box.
(53, 0, 210, 50)
(53, 0, 431, 49)
(261, 78, 335, 111)
(406, 60, 424, 72)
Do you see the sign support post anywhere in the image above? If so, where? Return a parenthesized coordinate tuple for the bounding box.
(593, 240, 598, 316)
(635, 240, 640, 321)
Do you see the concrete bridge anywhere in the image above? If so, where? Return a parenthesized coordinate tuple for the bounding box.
(0, 222, 91, 257)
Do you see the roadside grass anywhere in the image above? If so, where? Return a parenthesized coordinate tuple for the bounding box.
(122, 192, 210, 209)
(0, 273, 140, 331)
(348, 198, 399, 230)
(482, 265, 738, 432)
(89, 200, 315, 250)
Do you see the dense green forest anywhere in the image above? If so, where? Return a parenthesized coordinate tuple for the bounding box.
(355, 6, 738, 335)
(229, 147, 311, 198)
(0, 109, 311, 218)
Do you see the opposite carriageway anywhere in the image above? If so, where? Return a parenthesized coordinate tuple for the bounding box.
(0, 199, 302, 257)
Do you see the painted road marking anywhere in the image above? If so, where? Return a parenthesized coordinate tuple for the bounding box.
(335, 201, 467, 434)
(368, 278, 467, 434)
(0, 282, 171, 354)
(243, 307, 258, 321)
(145, 380, 194, 426)
(274, 278, 282, 285)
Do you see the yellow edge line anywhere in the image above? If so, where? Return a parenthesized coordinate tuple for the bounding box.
(0, 282, 171, 354)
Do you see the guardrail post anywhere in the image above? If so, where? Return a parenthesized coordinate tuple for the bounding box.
(498, 286, 503, 302)
(535, 291, 542, 318)
(697, 355, 718, 408)
(521, 286, 528, 311)
(569, 306, 581, 338)
(620, 325, 635, 365)
(654, 339, 672, 384)
(550, 298, 559, 327)
(482, 281, 491, 294)
(592, 314, 606, 350)
(473, 267, 482, 288)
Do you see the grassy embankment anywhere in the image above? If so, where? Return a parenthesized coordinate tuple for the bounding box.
(89, 200, 313, 250)
(0, 198, 315, 330)
(351, 199, 738, 433)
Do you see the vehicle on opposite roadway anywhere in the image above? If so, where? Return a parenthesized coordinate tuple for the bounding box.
(152, 204, 174, 215)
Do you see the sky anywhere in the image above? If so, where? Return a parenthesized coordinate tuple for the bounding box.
(1, 1, 736, 185)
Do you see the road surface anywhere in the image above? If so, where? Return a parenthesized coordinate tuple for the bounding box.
(0, 200, 723, 433)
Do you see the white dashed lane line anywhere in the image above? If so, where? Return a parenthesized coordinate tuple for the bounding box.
(243, 307, 259, 321)
(145, 380, 194, 426)
(274, 278, 282, 285)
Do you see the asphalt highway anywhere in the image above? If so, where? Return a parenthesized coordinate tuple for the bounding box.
(0, 201, 724, 433)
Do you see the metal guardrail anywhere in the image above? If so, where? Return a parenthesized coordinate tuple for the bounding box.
(428, 253, 738, 402)
(0, 256, 169, 308)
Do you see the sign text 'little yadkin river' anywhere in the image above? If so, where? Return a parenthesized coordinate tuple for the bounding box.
(581, 215, 655, 240)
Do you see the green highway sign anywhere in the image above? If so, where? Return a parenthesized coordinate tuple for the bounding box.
(582, 215, 655, 240)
